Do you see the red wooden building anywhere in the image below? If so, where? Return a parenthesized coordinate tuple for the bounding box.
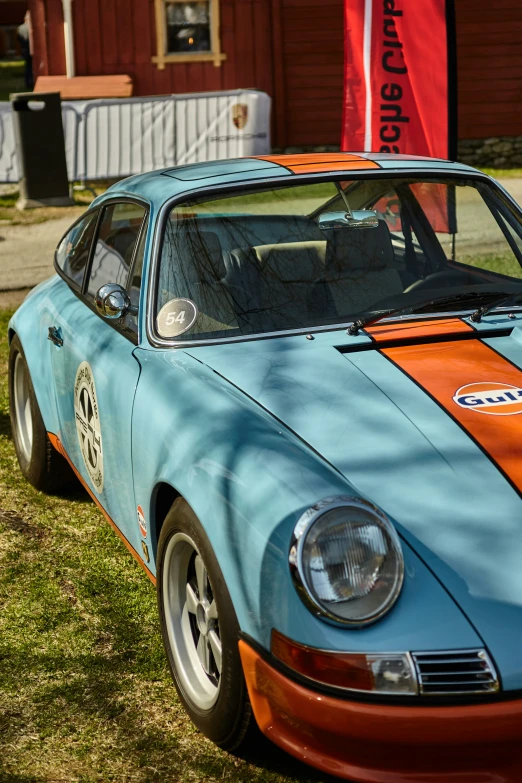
(26, 0, 522, 150)
(0, 0, 26, 58)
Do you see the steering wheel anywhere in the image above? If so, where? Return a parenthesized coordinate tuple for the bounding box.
(403, 270, 470, 294)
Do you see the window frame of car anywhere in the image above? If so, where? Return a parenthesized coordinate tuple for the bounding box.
(54, 195, 151, 345)
(146, 168, 522, 350)
(124, 213, 150, 340)
(54, 207, 102, 293)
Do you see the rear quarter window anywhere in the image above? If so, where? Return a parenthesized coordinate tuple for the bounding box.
(55, 210, 99, 288)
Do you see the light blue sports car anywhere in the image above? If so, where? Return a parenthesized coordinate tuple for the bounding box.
(9, 153, 522, 783)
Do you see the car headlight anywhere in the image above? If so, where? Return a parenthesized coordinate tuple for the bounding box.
(289, 496, 404, 626)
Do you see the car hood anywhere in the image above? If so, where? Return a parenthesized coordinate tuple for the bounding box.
(188, 317, 522, 690)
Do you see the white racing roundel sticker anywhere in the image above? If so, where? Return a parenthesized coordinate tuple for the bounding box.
(137, 505, 147, 538)
(74, 361, 104, 492)
(452, 382, 522, 415)
(156, 298, 198, 338)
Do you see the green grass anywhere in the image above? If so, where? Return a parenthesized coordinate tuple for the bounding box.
(0, 60, 25, 102)
(480, 168, 522, 179)
(182, 183, 338, 216)
(0, 186, 107, 226)
(0, 307, 330, 783)
(460, 252, 522, 280)
(0, 162, 519, 229)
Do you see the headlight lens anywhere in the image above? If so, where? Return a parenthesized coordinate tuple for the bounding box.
(291, 496, 404, 626)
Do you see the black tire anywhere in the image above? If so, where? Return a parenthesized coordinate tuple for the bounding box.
(9, 334, 75, 493)
(157, 498, 252, 750)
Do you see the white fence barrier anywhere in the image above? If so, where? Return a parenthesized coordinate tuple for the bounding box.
(0, 102, 18, 183)
(0, 89, 271, 184)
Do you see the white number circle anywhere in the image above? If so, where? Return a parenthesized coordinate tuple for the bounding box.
(157, 298, 198, 338)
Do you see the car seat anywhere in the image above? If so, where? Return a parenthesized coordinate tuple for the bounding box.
(253, 241, 333, 331)
(324, 220, 405, 316)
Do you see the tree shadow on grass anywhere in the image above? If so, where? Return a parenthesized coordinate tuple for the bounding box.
(1, 648, 182, 778)
(60, 482, 91, 503)
(0, 407, 11, 437)
(1, 637, 345, 783)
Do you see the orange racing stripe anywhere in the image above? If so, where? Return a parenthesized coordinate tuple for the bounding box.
(382, 340, 522, 494)
(255, 153, 380, 174)
(48, 432, 156, 585)
(368, 318, 474, 343)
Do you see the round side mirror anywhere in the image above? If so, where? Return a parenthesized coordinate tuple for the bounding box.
(94, 283, 131, 319)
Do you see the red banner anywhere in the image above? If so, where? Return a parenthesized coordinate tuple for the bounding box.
(341, 0, 456, 160)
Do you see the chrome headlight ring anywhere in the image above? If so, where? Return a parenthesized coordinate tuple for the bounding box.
(289, 496, 405, 627)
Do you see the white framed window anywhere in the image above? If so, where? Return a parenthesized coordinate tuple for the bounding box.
(153, 0, 226, 69)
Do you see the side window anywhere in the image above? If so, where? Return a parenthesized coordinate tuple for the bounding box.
(55, 211, 99, 288)
(87, 202, 147, 298)
(448, 187, 522, 280)
(126, 218, 148, 335)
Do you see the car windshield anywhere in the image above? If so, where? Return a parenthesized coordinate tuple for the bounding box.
(155, 176, 522, 341)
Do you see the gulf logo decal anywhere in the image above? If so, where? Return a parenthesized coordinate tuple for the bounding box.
(137, 505, 147, 538)
(453, 382, 522, 416)
(382, 340, 522, 494)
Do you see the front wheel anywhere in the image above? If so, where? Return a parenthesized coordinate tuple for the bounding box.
(157, 498, 252, 749)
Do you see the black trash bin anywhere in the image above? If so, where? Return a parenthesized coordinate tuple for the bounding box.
(11, 91, 74, 209)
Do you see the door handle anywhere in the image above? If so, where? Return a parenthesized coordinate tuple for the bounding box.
(48, 326, 63, 347)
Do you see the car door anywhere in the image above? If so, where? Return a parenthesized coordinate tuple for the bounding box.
(50, 198, 149, 555)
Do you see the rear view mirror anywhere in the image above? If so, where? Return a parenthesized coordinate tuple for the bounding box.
(319, 210, 379, 230)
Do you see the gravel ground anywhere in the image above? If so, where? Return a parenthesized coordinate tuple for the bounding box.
(0, 288, 31, 308)
(496, 177, 522, 206)
(0, 215, 75, 291)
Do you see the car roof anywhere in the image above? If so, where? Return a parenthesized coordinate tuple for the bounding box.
(94, 152, 482, 211)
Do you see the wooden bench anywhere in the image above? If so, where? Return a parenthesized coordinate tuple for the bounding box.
(33, 75, 133, 100)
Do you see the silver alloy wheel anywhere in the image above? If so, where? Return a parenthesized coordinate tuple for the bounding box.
(162, 532, 222, 711)
(13, 352, 33, 462)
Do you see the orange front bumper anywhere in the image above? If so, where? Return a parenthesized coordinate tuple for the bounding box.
(239, 640, 522, 783)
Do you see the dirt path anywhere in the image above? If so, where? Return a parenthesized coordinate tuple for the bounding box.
(0, 215, 75, 291)
(0, 288, 31, 308)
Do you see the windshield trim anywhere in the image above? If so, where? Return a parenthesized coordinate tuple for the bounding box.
(145, 168, 522, 350)
(146, 305, 522, 349)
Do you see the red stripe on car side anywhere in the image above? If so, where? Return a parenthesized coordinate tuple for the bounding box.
(48, 432, 156, 586)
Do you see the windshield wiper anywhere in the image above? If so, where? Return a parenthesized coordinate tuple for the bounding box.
(470, 290, 522, 322)
(348, 291, 517, 335)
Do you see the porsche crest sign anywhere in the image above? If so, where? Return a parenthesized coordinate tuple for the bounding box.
(232, 104, 248, 130)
